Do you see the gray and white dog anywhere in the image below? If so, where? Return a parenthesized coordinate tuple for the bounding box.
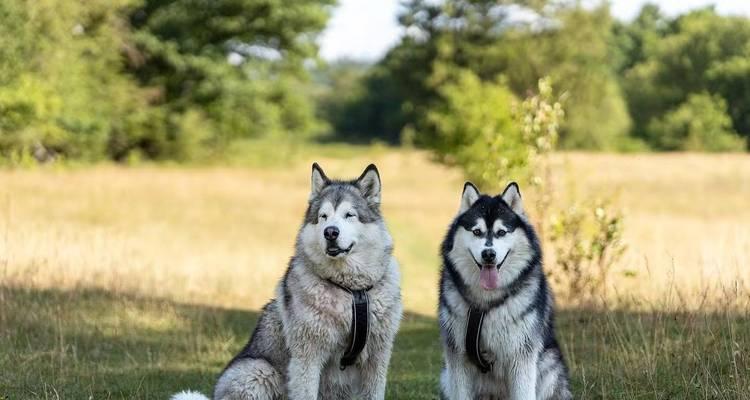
(173, 163, 402, 400)
(438, 182, 571, 400)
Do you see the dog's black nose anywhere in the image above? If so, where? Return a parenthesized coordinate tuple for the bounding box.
(481, 249, 496, 263)
(324, 226, 340, 241)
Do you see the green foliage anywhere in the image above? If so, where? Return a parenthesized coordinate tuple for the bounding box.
(0, 0, 149, 162)
(332, 2, 750, 153)
(422, 70, 624, 299)
(0, 0, 333, 163)
(429, 76, 562, 192)
(312, 60, 393, 143)
(0, 2, 30, 84)
(426, 71, 519, 182)
(706, 54, 750, 141)
(127, 0, 333, 151)
(506, 5, 632, 150)
(5, 0, 750, 159)
(440, 76, 626, 302)
(619, 7, 750, 149)
(647, 93, 745, 151)
(334, 1, 632, 150)
(548, 200, 626, 303)
(610, 4, 669, 75)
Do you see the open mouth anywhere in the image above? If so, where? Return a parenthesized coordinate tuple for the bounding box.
(326, 242, 354, 257)
(469, 249, 512, 291)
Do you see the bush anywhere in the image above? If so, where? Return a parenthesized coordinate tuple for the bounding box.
(547, 199, 626, 303)
(647, 93, 746, 151)
(0, 0, 332, 164)
(0, 75, 65, 161)
(424, 75, 563, 192)
(429, 77, 626, 303)
(426, 70, 537, 190)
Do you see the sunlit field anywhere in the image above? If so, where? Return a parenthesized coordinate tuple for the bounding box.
(2, 150, 749, 398)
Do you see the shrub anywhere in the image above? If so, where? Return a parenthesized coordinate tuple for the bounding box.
(426, 72, 565, 191)
(430, 77, 626, 302)
(547, 199, 626, 303)
(647, 93, 746, 151)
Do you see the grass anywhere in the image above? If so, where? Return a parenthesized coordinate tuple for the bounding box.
(2, 286, 747, 399)
(1, 149, 750, 398)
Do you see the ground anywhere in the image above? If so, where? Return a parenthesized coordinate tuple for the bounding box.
(1, 149, 749, 399)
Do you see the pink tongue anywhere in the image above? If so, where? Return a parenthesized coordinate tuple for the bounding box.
(480, 267, 499, 290)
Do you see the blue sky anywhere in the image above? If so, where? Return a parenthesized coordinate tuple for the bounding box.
(318, 0, 750, 61)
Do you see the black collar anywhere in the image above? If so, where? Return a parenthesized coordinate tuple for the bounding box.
(466, 307, 492, 373)
(327, 279, 372, 370)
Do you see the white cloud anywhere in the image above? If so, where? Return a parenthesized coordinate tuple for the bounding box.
(318, 0, 404, 61)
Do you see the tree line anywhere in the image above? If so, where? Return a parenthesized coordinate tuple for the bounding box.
(1, 1, 749, 163)
(323, 1, 750, 152)
(0, 0, 332, 162)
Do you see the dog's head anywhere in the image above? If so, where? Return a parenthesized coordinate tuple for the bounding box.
(298, 163, 393, 286)
(445, 182, 540, 293)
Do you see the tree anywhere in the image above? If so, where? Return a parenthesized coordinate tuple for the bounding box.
(621, 7, 750, 147)
(125, 0, 335, 157)
(313, 60, 406, 143)
(0, 0, 151, 161)
(425, 70, 521, 181)
(519, 6, 630, 149)
(647, 93, 745, 151)
(706, 51, 750, 144)
(336, 1, 631, 150)
(610, 3, 668, 75)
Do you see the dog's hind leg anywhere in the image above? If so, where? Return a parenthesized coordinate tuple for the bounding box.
(214, 358, 284, 400)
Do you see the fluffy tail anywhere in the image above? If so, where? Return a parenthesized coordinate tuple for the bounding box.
(170, 390, 210, 400)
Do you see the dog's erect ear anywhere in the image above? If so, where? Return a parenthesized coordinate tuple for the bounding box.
(310, 163, 330, 200)
(501, 182, 525, 216)
(356, 164, 381, 205)
(459, 182, 480, 214)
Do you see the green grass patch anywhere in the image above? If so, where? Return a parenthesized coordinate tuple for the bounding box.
(1, 286, 748, 399)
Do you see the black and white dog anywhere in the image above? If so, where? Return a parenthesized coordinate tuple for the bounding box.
(438, 182, 572, 399)
(173, 163, 403, 400)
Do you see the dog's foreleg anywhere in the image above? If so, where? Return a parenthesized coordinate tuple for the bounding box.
(286, 354, 325, 400)
(287, 332, 328, 400)
(283, 299, 334, 400)
(359, 271, 402, 400)
(358, 333, 394, 398)
(444, 351, 473, 399)
(508, 355, 538, 400)
(358, 352, 389, 399)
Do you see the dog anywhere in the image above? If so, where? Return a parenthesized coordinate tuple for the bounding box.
(172, 163, 403, 400)
(438, 181, 572, 400)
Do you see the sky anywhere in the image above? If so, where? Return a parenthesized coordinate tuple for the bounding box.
(318, 0, 750, 61)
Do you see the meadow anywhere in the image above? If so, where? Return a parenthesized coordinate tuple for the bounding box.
(1, 149, 749, 399)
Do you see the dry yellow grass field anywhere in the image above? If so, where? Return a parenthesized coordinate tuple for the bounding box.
(2, 149, 750, 399)
(1, 150, 748, 313)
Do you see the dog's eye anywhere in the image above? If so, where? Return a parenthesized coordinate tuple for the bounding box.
(496, 229, 507, 237)
(472, 229, 482, 237)
(345, 212, 356, 219)
(319, 214, 328, 221)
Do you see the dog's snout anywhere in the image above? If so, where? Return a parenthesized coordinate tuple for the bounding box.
(324, 226, 340, 241)
(481, 249, 496, 263)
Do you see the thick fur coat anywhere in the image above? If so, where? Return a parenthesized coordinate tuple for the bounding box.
(438, 182, 572, 400)
(174, 164, 402, 400)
